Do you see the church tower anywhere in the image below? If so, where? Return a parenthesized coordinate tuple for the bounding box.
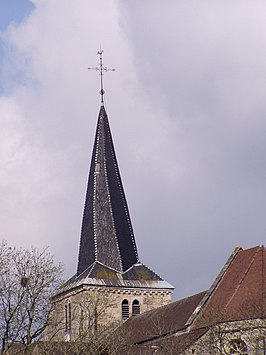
(49, 52, 173, 342)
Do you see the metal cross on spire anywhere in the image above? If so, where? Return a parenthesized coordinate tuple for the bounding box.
(88, 50, 115, 105)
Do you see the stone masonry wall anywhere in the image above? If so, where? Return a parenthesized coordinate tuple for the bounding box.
(45, 285, 173, 342)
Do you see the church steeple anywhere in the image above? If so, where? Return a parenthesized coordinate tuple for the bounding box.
(58, 51, 174, 290)
(49, 55, 173, 340)
(77, 105, 139, 275)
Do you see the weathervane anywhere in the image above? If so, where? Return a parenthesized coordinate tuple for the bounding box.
(88, 50, 115, 104)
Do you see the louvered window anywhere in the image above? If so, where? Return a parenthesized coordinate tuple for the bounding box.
(65, 304, 68, 331)
(132, 300, 140, 316)
(122, 299, 129, 320)
(65, 303, 71, 331)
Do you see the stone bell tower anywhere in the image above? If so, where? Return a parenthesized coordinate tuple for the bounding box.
(48, 52, 173, 342)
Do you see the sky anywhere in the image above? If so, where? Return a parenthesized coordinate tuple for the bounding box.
(0, 0, 265, 300)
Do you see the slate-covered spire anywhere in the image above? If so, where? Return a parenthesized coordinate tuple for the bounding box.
(77, 105, 139, 276)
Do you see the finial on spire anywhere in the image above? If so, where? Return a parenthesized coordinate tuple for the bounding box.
(88, 49, 115, 105)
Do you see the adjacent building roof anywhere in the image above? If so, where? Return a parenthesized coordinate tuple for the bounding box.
(191, 244, 266, 329)
(120, 291, 206, 346)
(119, 245, 266, 353)
(124, 328, 208, 355)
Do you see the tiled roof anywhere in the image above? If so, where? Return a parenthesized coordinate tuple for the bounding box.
(77, 105, 139, 275)
(123, 328, 207, 355)
(116, 245, 266, 353)
(120, 291, 206, 346)
(192, 245, 266, 328)
(151, 328, 208, 354)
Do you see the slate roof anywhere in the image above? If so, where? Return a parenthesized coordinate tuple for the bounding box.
(77, 105, 138, 276)
(59, 261, 173, 295)
(58, 105, 174, 294)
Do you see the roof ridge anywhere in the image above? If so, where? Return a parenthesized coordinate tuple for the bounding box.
(137, 262, 164, 281)
(95, 260, 122, 274)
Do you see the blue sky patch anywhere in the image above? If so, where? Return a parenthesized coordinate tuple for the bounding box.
(0, 1, 35, 92)
(0, 0, 34, 31)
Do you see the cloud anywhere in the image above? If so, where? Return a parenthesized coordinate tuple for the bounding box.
(120, 0, 266, 296)
(0, 0, 180, 280)
(0, 95, 67, 247)
(0, 0, 265, 299)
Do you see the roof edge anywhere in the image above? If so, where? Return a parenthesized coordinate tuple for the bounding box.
(57, 276, 174, 295)
(185, 246, 242, 327)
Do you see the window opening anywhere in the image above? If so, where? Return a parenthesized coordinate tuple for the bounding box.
(122, 299, 129, 320)
(132, 299, 140, 316)
(65, 303, 71, 332)
(68, 303, 71, 330)
(65, 304, 68, 331)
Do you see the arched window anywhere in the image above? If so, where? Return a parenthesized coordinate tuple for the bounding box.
(132, 299, 140, 316)
(122, 299, 129, 320)
(229, 339, 248, 354)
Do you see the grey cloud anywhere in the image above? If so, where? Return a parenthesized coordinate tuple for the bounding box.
(119, 0, 266, 297)
(0, 1, 265, 300)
